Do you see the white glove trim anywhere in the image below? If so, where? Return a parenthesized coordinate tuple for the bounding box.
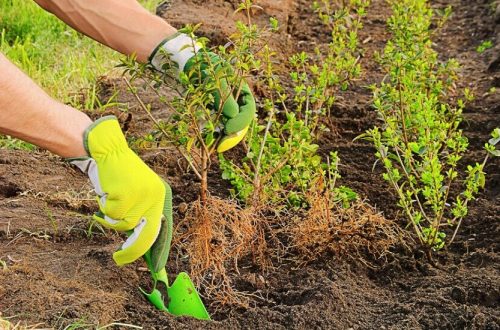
(150, 33, 202, 73)
(71, 158, 104, 196)
(121, 218, 147, 250)
(71, 158, 119, 226)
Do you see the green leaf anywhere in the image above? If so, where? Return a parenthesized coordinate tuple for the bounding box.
(186, 137, 196, 152)
(488, 128, 500, 145)
(409, 142, 425, 154)
(488, 149, 500, 157)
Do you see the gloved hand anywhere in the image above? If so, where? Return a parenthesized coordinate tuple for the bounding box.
(70, 116, 172, 266)
(149, 32, 256, 152)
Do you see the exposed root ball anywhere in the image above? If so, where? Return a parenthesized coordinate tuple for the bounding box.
(175, 196, 259, 308)
(290, 199, 400, 264)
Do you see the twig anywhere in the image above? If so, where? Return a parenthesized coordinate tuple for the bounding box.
(123, 77, 202, 180)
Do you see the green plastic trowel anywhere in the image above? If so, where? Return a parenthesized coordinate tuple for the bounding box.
(140, 183, 210, 320)
(140, 251, 210, 320)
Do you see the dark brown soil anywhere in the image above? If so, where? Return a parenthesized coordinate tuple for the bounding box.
(1, 0, 499, 329)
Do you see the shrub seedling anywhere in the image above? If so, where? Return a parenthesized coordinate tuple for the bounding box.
(120, 0, 269, 307)
(220, 0, 366, 208)
(361, 0, 500, 258)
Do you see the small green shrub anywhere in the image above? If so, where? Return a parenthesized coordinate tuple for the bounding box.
(361, 0, 499, 255)
(220, 0, 366, 208)
(121, 3, 269, 304)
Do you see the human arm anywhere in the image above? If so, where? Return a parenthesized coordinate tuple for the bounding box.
(33, 0, 176, 63)
(33, 0, 256, 151)
(0, 53, 169, 266)
(0, 52, 91, 158)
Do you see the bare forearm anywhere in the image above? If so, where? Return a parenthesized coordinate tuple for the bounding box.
(33, 0, 177, 62)
(0, 53, 91, 157)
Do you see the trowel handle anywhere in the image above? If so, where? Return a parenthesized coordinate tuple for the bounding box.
(154, 268, 170, 287)
(143, 250, 170, 287)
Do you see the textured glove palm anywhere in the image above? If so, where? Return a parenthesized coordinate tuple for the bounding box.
(71, 116, 171, 266)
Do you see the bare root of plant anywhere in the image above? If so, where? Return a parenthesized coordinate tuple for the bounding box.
(174, 196, 263, 308)
(289, 194, 401, 266)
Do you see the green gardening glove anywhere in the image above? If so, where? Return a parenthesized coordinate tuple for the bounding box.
(70, 116, 172, 267)
(149, 32, 256, 152)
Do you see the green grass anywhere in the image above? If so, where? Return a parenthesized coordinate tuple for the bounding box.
(0, 136, 36, 151)
(0, 0, 162, 106)
(0, 0, 161, 150)
(0, 0, 118, 106)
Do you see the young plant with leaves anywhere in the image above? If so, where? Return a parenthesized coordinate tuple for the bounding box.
(121, 16, 260, 202)
(220, 0, 366, 207)
(120, 2, 267, 306)
(289, 0, 367, 133)
(361, 0, 500, 257)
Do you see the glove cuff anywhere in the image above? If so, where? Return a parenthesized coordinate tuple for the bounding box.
(83, 116, 128, 160)
(149, 32, 202, 73)
(66, 115, 121, 170)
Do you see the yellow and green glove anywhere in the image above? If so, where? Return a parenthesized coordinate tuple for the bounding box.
(70, 116, 172, 267)
(149, 32, 256, 152)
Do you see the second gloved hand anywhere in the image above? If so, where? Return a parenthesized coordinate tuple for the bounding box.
(149, 32, 256, 152)
(70, 116, 172, 266)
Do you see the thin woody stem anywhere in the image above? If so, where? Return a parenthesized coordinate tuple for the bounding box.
(124, 77, 202, 180)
